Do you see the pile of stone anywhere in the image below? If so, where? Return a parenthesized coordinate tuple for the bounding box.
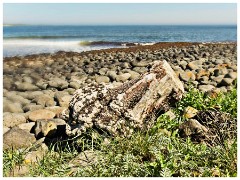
(3, 42, 237, 151)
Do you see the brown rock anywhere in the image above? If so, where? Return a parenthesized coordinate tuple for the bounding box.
(196, 69, 210, 80)
(59, 95, 72, 107)
(15, 82, 39, 91)
(69, 81, 81, 89)
(3, 127, 36, 150)
(179, 71, 196, 82)
(46, 106, 66, 117)
(69, 150, 98, 169)
(3, 101, 24, 113)
(164, 110, 176, 120)
(95, 76, 110, 83)
(23, 104, 43, 112)
(116, 73, 131, 82)
(28, 109, 56, 122)
(187, 60, 203, 70)
(33, 120, 57, 138)
(179, 119, 208, 138)
(219, 78, 234, 86)
(184, 106, 198, 119)
(198, 85, 215, 92)
(17, 122, 35, 133)
(224, 72, 237, 79)
(48, 77, 68, 90)
(54, 91, 72, 107)
(33, 94, 55, 107)
(3, 113, 26, 128)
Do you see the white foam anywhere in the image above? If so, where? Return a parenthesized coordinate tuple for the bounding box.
(3, 39, 81, 46)
(139, 42, 155, 46)
(3, 39, 114, 57)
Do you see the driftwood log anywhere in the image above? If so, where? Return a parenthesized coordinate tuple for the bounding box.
(62, 60, 184, 137)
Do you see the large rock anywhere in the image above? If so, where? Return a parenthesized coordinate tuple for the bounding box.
(28, 109, 56, 122)
(131, 60, 152, 67)
(6, 94, 30, 106)
(179, 71, 196, 82)
(187, 60, 203, 70)
(69, 150, 98, 170)
(106, 70, 117, 80)
(17, 122, 35, 133)
(184, 106, 198, 119)
(211, 75, 224, 84)
(3, 127, 36, 150)
(24, 91, 44, 100)
(95, 76, 110, 84)
(54, 91, 72, 107)
(224, 72, 237, 80)
(33, 120, 57, 139)
(198, 85, 215, 92)
(3, 102, 23, 113)
(219, 78, 234, 86)
(116, 73, 131, 82)
(46, 106, 66, 117)
(32, 94, 56, 107)
(3, 113, 26, 128)
(36, 80, 48, 90)
(179, 119, 208, 139)
(23, 104, 44, 112)
(48, 78, 68, 90)
(127, 70, 140, 80)
(15, 82, 39, 91)
(33, 119, 66, 139)
(69, 81, 81, 89)
(62, 60, 184, 137)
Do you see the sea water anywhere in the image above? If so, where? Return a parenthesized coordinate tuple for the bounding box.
(3, 25, 237, 57)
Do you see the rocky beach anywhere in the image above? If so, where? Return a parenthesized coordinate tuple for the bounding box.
(3, 42, 237, 176)
(2, 3, 238, 176)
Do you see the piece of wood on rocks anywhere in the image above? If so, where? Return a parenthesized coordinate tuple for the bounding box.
(61, 60, 184, 137)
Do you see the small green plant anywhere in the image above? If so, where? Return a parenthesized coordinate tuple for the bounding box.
(3, 148, 25, 176)
(3, 87, 237, 177)
(176, 87, 237, 118)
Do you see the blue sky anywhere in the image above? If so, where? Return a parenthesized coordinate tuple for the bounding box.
(3, 3, 237, 25)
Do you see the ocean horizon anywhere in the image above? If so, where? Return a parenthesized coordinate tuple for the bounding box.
(3, 25, 237, 57)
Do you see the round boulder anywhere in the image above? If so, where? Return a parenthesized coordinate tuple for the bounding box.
(33, 94, 56, 107)
(3, 113, 26, 128)
(198, 84, 215, 92)
(179, 71, 196, 82)
(17, 122, 35, 133)
(15, 82, 39, 91)
(3, 127, 36, 150)
(3, 101, 23, 113)
(48, 78, 69, 90)
(28, 109, 56, 122)
(116, 73, 131, 82)
(95, 76, 110, 84)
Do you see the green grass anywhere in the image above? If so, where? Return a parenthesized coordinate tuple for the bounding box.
(3, 87, 237, 177)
